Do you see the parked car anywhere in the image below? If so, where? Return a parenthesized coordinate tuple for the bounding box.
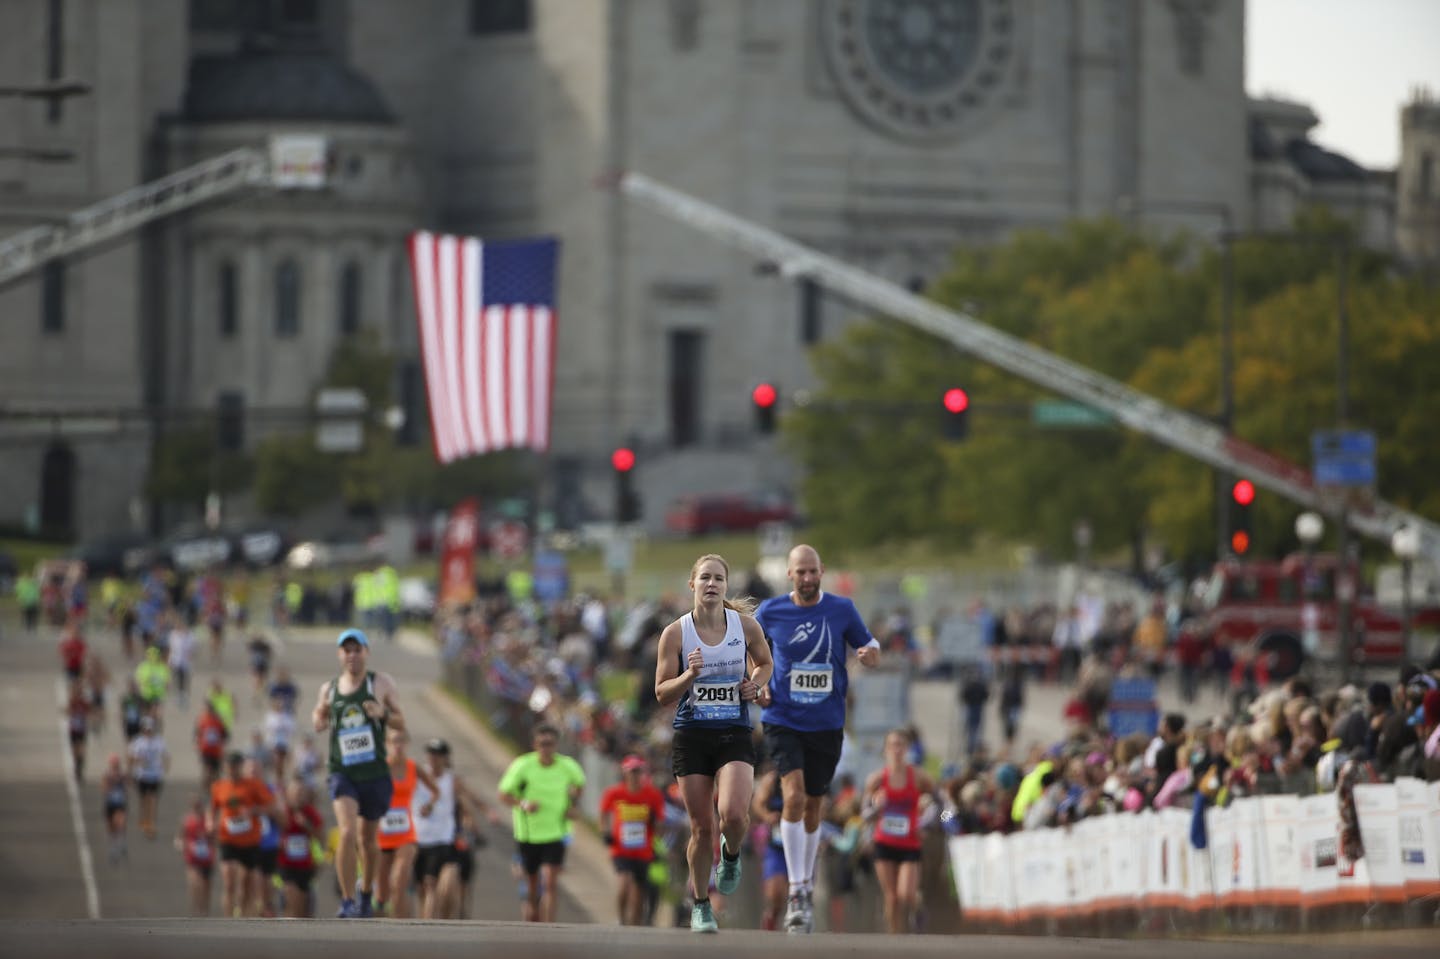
(664, 493, 797, 536)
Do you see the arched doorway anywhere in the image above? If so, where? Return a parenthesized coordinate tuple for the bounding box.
(40, 442, 76, 536)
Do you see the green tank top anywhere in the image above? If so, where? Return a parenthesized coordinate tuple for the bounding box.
(327, 671, 388, 781)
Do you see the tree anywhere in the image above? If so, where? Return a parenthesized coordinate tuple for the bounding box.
(146, 424, 250, 512)
(789, 212, 1440, 563)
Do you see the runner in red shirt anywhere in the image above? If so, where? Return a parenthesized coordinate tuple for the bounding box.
(62, 679, 90, 781)
(598, 754, 667, 925)
(174, 793, 216, 916)
(862, 727, 937, 934)
(59, 629, 88, 683)
(276, 779, 324, 918)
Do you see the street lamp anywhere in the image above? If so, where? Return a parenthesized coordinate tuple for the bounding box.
(1295, 512, 1325, 657)
(1391, 525, 1421, 655)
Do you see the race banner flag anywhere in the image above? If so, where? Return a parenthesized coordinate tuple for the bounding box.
(408, 231, 559, 464)
(438, 497, 480, 608)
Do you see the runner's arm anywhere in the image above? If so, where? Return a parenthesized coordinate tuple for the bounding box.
(861, 769, 885, 817)
(414, 763, 440, 800)
(311, 681, 332, 732)
(653, 622, 696, 706)
(372, 671, 406, 732)
(497, 762, 536, 813)
(741, 615, 773, 698)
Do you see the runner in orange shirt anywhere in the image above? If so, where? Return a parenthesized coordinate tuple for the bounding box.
(375, 728, 438, 918)
(208, 750, 279, 917)
(194, 700, 229, 789)
(598, 754, 667, 925)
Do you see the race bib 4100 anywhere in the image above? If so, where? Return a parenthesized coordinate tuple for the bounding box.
(789, 662, 833, 704)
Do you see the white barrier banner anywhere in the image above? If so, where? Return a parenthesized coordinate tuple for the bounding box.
(1008, 830, 1038, 918)
(1160, 806, 1212, 910)
(1058, 822, 1085, 914)
(1143, 809, 1185, 908)
(942, 783, 1440, 928)
(1231, 796, 1262, 906)
(1430, 781, 1440, 895)
(948, 835, 984, 917)
(1257, 794, 1302, 906)
(1393, 777, 1440, 898)
(1014, 828, 1062, 916)
(1105, 809, 1142, 904)
(1353, 783, 1405, 902)
(1087, 815, 1131, 911)
(1208, 802, 1234, 904)
(988, 831, 1017, 917)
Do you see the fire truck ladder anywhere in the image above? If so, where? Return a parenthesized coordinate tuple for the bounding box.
(0, 147, 269, 288)
(620, 171, 1440, 564)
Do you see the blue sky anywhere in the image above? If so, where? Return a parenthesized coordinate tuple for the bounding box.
(1247, 0, 1440, 169)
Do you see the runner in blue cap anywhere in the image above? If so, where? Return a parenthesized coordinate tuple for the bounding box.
(311, 628, 406, 917)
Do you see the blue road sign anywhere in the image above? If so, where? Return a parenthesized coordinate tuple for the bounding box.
(532, 550, 570, 603)
(1106, 677, 1158, 738)
(1312, 430, 1376, 488)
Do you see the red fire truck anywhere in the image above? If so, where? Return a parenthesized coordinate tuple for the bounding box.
(1183, 552, 1440, 678)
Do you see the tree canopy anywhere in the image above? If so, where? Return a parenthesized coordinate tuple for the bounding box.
(785, 213, 1440, 570)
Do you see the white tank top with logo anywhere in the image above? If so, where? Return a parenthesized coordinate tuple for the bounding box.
(673, 608, 750, 729)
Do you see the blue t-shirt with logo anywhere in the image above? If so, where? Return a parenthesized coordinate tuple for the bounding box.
(757, 592, 873, 732)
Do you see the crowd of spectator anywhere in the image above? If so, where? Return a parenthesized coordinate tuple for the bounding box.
(435, 582, 1440, 866)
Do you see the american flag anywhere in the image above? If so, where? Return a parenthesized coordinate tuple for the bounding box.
(408, 231, 559, 463)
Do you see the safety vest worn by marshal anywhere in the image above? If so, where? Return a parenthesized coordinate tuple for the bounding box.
(327, 671, 389, 781)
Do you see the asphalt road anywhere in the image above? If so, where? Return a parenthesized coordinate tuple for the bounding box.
(0, 918, 1432, 959)
(4, 610, 1428, 958)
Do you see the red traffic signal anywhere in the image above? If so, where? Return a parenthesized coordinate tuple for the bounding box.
(943, 388, 970, 414)
(752, 383, 777, 409)
(1232, 479, 1255, 506)
(1230, 530, 1251, 555)
(611, 447, 636, 473)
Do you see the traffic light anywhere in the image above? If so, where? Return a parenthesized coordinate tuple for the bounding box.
(941, 388, 969, 441)
(752, 382, 778, 435)
(612, 447, 640, 524)
(1230, 478, 1255, 555)
(216, 391, 245, 451)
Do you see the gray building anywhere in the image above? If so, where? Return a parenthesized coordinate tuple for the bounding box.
(0, 0, 1409, 545)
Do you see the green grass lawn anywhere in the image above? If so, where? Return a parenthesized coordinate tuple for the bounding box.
(1, 537, 69, 574)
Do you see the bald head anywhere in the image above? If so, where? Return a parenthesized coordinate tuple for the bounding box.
(787, 544, 823, 605)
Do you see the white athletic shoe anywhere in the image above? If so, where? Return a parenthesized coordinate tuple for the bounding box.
(783, 892, 806, 934)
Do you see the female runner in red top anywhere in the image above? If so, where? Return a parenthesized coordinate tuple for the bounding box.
(175, 793, 216, 916)
(862, 727, 937, 934)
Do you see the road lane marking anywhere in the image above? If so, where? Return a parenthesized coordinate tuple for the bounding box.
(55, 679, 102, 919)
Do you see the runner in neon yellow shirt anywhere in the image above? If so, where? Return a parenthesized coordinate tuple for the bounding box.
(497, 724, 585, 922)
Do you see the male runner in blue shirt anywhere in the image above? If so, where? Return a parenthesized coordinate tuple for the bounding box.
(755, 544, 879, 934)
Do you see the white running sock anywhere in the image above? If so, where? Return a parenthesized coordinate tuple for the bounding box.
(803, 826, 821, 890)
(780, 818, 808, 891)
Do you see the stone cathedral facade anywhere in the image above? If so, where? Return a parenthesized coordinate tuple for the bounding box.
(0, 0, 1403, 544)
